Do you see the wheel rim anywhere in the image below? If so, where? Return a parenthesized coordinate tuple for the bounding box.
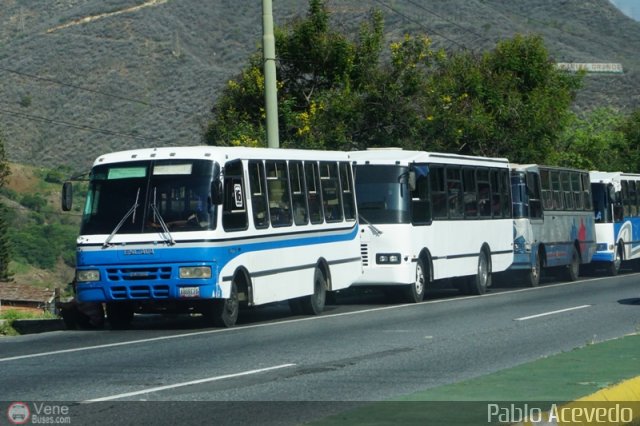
(478, 254, 488, 289)
(225, 286, 239, 318)
(415, 263, 425, 296)
(614, 250, 621, 271)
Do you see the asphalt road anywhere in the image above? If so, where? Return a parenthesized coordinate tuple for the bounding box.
(1, 270, 639, 424)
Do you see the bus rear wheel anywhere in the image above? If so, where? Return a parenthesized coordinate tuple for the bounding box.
(466, 250, 491, 295)
(300, 267, 327, 315)
(565, 246, 580, 281)
(203, 281, 239, 327)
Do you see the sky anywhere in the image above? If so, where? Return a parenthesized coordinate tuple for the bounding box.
(609, 0, 640, 21)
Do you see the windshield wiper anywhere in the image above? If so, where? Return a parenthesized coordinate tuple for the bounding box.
(358, 214, 383, 237)
(149, 187, 175, 246)
(103, 188, 140, 248)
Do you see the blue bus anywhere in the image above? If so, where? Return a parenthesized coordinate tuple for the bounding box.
(62, 146, 362, 328)
(590, 171, 640, 275)
(510, 164, 597, 286)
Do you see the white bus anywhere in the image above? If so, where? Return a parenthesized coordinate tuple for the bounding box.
(351, 149, 514, 302)
(510, 164, 596, 285)
(590, 171, 640, 275)
(62, 146, 362, 328)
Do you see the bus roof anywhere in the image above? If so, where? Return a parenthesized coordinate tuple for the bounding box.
(350, 149, 509, 167)
(590, 170, 640, 183)
(92, 146, 354, 166)
(511, 163, 589, 174)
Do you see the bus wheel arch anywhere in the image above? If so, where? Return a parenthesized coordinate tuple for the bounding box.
(233, 266, 253, 307)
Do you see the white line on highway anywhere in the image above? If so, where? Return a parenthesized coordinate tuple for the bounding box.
(83, 363, 296, 402)
(0, 274, 619, 363)
(514, 305, 591, 321)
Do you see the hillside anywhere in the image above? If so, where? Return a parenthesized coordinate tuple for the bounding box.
(0, 0, 639, 171)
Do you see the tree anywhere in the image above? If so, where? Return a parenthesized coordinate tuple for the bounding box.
(0, 130, 12, 281)
(420, 34, 582, 162)
(204, 0, 385, 150)
(203, 5, 581, 166)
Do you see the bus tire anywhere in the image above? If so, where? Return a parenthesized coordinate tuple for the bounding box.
(467, 250, 491, 295)
(524, 253, 541, 287)
(403, 259, 426, 303)
(565, 246, 580, 281)
(205, 280, 239, 328)
(106, 302, 134, 330)
(301, 267, 327, 315)
(608, 245, 622, 276)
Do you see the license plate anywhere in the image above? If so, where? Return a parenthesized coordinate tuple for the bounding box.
(179, 286, 200, 298)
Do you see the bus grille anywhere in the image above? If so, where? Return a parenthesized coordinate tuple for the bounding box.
(110, 285, 170, 299)
(107, 267, 172, 282)
(361, 244, 369, 266)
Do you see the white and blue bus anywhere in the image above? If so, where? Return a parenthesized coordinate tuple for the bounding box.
(351, 149, 514, 302)
(510, 164, 597, 286)
(590, 171, 640, 275)
(62, 146, 362, 328)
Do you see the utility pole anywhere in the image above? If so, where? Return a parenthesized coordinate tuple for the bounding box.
(262, 0, 280, 148)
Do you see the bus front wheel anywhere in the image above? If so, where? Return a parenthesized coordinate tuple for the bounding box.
(106, 302, 134, 329)
(524, 254, 541, 287)
(608, 246, 622, 276)
(403, 259, 426, 303)
(203, 281, 239, 327)
(467, 250, 491, 295)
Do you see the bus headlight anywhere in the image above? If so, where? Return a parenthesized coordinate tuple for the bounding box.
(376, 253, 402, 264)
(179, 266, 212, 279)
(77, 270, 100, 282)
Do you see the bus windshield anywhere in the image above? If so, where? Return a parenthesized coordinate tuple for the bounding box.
(80, 159, 218, 235)
(355, 165, 411, 224)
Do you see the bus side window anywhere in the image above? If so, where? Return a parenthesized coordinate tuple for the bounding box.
(477, 168, 491, 218)
(527, 172, 542, 219)
(305, 162, 324, 224)
(411, 165, 431, 224)
(430, 166, 447, 219)
(463, 168, 478, 218)
(222, 160, 248, 231)
(339, 162, 356, 221)
(540, 169, 553, 210)
(290, 161, 309, 226)
(582, 174, 592, 210)
(266, 160, 292, 227)
(320, 162, 343, 222)
(248, 160, 269, 229)
(446, 167, 463, 219)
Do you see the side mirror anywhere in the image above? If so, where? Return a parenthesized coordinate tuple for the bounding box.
(211, 180, 223, 205)
(607, 184, 617, 203)
(61, 181, 73, 211)
(408, 171, 417, 192)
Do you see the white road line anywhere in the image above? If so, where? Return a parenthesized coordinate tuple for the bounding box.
(0, 274, 618, 363)
(514, 305, 591, 321)
(83, 363, 296, 402)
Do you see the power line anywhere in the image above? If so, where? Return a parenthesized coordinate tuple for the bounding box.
(401, 0, 491, 44)
(371, 0, 471, 51)
(0, 65, 202, 118)
(0, 106, 159, 143)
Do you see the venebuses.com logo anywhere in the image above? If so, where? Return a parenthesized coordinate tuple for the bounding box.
(7, 402, 30, 425)
(6, 402, 72, 425)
